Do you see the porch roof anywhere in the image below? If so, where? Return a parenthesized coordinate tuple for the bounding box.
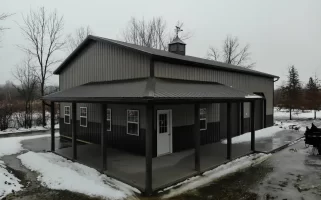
(43, 78, 261, 102)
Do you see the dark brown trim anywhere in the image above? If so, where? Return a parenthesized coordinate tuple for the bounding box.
(240, 102, 244, 135)
(43, 97, 258, 104)
(72, 102, 77, 160)
(101, 103, 107, 171)
(145, 103, 154, 195)
(227, 102, 232, 160)
(194, 103, 201, 172)
(50, 102, 55, 151)
(250, 101, 255, 151)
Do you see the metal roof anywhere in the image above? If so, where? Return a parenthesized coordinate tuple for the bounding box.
(53, 35, 278, 79)
(169, 36, 186, 45)
(43, 78, 261, 102)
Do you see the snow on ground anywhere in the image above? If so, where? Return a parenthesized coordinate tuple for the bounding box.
(0, 124, 59, 135)
(274, 107, 321, 130)
(0, 134, 59, 157)
(0, 160, 22, 199)
(162, 153, 271, 198)
(18, 152, 139, 200)
(274, 108, 321, 120)
(221, 126, 283, 144)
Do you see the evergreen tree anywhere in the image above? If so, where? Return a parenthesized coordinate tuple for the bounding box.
(280, 66, 302, 120)
(305, 75, 321, 119)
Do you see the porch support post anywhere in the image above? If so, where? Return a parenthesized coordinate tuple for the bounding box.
(194, 103, 201, 171)
(72, 102, 77, 160)
(263, 99, 267, 128)
(240, 102, 244, 135)
(50, 101, 55, 152)
(145, 102, 154, 195)
(101, 103, 107, 171)
(227, 102, 232, 160)
(251, 101, 255, 151)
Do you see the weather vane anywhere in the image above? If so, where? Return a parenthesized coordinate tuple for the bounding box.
(175, 26, 183, 37)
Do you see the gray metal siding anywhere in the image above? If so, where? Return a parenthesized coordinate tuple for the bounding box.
(154, 61, 274, 115)
(155, 103, 220, 127)
(60, 103, 146, 129)
(59, 41, 150, 90)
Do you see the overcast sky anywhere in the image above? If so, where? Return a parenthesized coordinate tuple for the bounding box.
(1, 0, 321, 88)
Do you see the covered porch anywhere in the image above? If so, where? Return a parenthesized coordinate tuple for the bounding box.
(55, 138, 253, 191)
(44, 77, 262, 195)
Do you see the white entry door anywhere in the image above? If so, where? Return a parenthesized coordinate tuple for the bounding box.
(157, 110, 172, 156)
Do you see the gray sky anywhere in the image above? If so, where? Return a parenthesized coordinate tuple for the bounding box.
(1, 0, 321, 88)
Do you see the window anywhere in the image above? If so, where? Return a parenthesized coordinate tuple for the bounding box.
(127, 110, 139, 136)
(107, 108, 111, 131)
(64, 106, 70, 124)
(200, 108, 207, 130)
(80, 107, 87, 127)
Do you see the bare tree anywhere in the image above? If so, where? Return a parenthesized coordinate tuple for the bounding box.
(0, 13, 12, 43)
(0, 81, 13, 131)
(66, 26, 92, 53)
(12, 55, 38, 128)
(19, 7, 65, 126)
(123, 17, 191, 50)
(207, 35, 255, 68)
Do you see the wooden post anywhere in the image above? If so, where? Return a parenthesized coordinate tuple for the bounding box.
(72, 102, 77, 160)
(50, 101, 55, 152)
(101, 104, 107, 171)
(240, 102, 244, 135)
(194, 103, 201, 171)
(227, 102, 232, 160)
(145, 103, 154, 195)
(251, 101, 255, 151)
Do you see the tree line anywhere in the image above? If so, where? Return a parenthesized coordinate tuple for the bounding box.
(0, 7, 256, 130)
(275, 65, 321, 120)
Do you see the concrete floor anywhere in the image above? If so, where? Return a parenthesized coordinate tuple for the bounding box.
(19, 128, 301, 192)
(54, 140, 253, 191)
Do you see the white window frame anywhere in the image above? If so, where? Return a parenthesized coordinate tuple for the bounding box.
(200, 108, 207, 131)
(107, 108, 111, 131)
(80, 107, 87, 127)
(64, 106, 70, 124)
(127, 109, 139, 136)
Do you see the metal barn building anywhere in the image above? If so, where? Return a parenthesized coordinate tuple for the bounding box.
(44, 35, 278, 195)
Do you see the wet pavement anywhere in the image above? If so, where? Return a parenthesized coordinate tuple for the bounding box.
(162, 140, 321, 200)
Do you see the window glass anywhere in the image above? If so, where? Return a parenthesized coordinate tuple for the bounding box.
(64, 106, 70, 124)
(127, 110, 139, 136)
(200, 108, 207, 130)
(107, 109, 111, 131)
(80, 107, 87, 127)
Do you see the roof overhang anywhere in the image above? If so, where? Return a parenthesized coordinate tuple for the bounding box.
(43, 78, 263, 102)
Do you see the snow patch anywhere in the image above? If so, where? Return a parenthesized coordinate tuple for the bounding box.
(162, 153, 271, 198)
(245, 95, 261, 98)
(0, 161, 22, 199)
(17, 152, 138, 199)
(0, 124, 59, 135)
(274, 108, 321, 120)
(0, 134, 59, 157)
(221, 126, 283, 144)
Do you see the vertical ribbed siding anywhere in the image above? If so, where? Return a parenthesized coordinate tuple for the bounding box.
(59, 41, 150, 91)
(154, 61, 274, 116)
